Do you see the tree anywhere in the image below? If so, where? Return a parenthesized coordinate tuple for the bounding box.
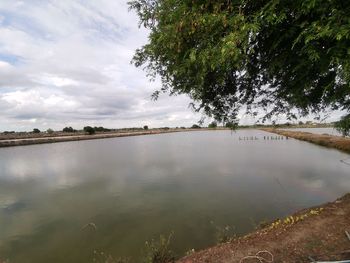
(208, 121, 217, 129)
(334, 114, 350, 137)
(33, 128, 40, 133)
(63, 127, 74, 133)
(143, 125, 149, 130)
(130, 0, 350, 124)
(225, 122, 238, 130)
(83, 126, 95, 135)
(47, 128, 54, 134)
(191, 124, 201, 129)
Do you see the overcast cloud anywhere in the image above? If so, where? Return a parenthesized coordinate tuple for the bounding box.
(0, 1, 343, 132)
(0, 0, 204, 131)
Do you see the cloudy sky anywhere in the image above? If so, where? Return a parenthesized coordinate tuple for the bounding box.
(0, 1, 343, 132)
(0, 0, 209, 132)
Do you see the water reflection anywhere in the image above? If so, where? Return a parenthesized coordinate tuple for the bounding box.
(0, 130, 349, 262)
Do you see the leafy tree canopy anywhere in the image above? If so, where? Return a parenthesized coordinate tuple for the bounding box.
(335, 114, 350, 136)
(83, 126, 95, 135)
(129, 0, 350, 123)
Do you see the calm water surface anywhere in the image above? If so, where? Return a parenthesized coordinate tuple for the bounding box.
(282, 127, 342, 136)
(0, 130, 349, 262)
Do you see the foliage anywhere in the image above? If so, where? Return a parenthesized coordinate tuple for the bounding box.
(46, 128, 54, 134)
(143, 234, 175, 263)
(216, 225, 235, 244)
(92, 250, 130, 263)
(94, 126, 111, 132)
(144, 125, 149, 130)
(84, 126, 95, 135)
(3, 131, 15, 135)
(191, 124, 201, 129)
(334, 114, 350, 136)
(62, 127, 75, 133)
(33, 128, 40, 133)
(208, 121, 217, 129)
(130, 0, 350, 123)
(210, 222, 236, 244)
(225, 122, 238, 130)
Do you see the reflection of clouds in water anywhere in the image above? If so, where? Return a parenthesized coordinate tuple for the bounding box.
(294, 169, 349, 198)
(1, 157, 84, 189)
(0, 196, 17, 209)
(4, 159, 43, 179)
(303, 179, 325, 189)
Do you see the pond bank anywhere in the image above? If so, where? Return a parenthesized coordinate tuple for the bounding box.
(0, 128, 222, 148)
(178, 193, 350, 262)
(263, 128, 350, 154)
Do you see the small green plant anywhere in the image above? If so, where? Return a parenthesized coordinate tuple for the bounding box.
(143, 233, 175, 263)
(210, 222, 236, 244)
(92, 251, 130, 263)
(46, 128, 54, 134)
(185, 249, 195, 256)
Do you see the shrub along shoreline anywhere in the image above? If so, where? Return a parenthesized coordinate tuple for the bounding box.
(262, 128, 350, 154)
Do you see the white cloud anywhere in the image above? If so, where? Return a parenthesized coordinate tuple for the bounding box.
(0, 0, 202, 131)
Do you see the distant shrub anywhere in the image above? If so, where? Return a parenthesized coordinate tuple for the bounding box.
(180, 127, 186, 129)
(33, 128, 41, 133)
(191, 124, 201, 129)
(46, 128, 54, 134)
(208, 121, 217, 128)
(94, 126, 111, 132)
(62, 127, 75, 133)
(83, 126, 95, 135)
(144, 125, 149, 130)
(3, 131, 15, 135)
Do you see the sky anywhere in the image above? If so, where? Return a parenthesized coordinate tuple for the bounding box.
(0, 0, 208, 132)
(0, 1, 343, 132)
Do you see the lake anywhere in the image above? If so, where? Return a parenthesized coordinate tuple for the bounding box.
(0, 130, 349, 262)
(282, 127, 342, 136)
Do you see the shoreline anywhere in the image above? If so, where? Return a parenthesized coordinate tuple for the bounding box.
(0, 129, 184, 148)
(0, 128, 230, 148)
(178, 193, 350, 262)
(177, 130, 350, 262)
(262, 128, 350, 154)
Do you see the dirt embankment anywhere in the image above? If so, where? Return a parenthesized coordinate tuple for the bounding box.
(178, 194, 350, 263)
(0, 129, 182, 147)
(263, 128, 350, 154)
(0, 128, 229, 148)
